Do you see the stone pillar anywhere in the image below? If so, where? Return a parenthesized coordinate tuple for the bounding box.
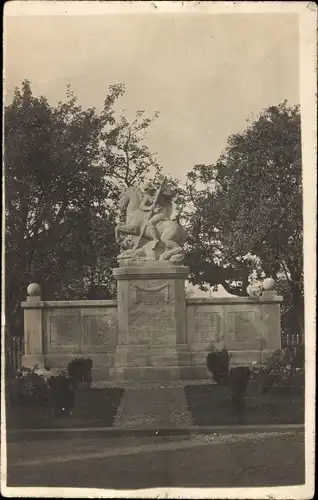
(21, 283, 45, 368)
(259, 278, 283, 363)
(111, 262, 191, 381)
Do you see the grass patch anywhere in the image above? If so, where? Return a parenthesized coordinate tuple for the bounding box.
(6, 387, 125, 429)
(184, 383, 304, 426)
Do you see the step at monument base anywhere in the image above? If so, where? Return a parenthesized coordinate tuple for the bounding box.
(113, 344, 191, 367)
(22, 349, 269, 381)
(109, 365, 210, 381)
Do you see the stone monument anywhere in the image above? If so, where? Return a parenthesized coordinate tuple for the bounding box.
(20, 179, 283, 382)
(111, 180, 192, 380)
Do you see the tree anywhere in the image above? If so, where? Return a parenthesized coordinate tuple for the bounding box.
(29, 209, 118, 301)
(186, 102, 303, 333)
(100, 98, 162, 197)
(5, 80, 168, 335)
(5, 81, 120, 334)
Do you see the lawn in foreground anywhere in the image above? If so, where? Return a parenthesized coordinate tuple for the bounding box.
(6, 380, 304, 430)
(184, 383, 304, 425)
(7, 431, 305, 489)
(6, 387, 125, 429)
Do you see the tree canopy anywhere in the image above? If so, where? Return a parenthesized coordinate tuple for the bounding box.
(5, 82, 303, 337)
(4, 80, 162, 334)
(185, 101, 303, 333)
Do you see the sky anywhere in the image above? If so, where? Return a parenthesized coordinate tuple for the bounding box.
(4, 12, 299, 181)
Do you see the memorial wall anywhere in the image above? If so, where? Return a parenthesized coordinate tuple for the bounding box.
(21, 287, 282, 381)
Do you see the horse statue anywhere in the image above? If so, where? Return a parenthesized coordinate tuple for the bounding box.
(115, 186, 188, 262)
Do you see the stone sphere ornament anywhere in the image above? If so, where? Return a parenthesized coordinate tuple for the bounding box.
(27, 283, 41, 296)
(263, 277, 276, 291)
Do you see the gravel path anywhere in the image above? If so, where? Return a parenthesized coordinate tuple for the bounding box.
(114, 386, 193, 428)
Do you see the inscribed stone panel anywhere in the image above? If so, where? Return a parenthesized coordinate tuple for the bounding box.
(195, 311, 221, 343)
(49, 310, 79, 347)
(83, 314, 117, 346)
(228, 311, 256, 343)
(129, 283, 176, 343)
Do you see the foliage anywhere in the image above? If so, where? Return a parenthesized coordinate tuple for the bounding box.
(100, 101, 162, 195)
(6, 81, 303, 345)
(250, 347, 304, 394)
(5, 81, 110, 332)
(67, 357, 93, 387)
(186, 102, 303, 333)
(229, 367, 251, 413)
(9, 365, 50, 406)
(206, 345, 304, 399)
(5, 80, 163, 333)
(47, 373, 76, 416)
(206, 346, 252, 413)
(206, 347, 231, 385)
(205, 342, 305, 414)
(9, 365, 76, 417)
(48, 211, 119, 301)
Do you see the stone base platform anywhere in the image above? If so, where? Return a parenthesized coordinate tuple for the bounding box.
(21, 349, 272, 381)
(19, 360, 212, 384)
(109, 365, 210, 381)
(113, 344, 191, 366)
(22, 354, 211, 381)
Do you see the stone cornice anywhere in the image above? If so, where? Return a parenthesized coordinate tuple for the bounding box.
(21, 300, 118, 309)
(113, 265, 190, 281)
(187, 296, 283, 305)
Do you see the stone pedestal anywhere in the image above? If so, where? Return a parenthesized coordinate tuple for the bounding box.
(259, 289, 283, 362)
(21, 289, 45, 369)
(111, 262, 191, 381)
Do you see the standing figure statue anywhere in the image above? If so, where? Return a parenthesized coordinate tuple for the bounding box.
(139, 182, 174, 250)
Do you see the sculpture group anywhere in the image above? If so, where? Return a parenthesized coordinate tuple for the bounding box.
(115, 180, 188, 263)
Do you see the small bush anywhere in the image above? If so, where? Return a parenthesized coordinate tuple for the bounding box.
(8, 365, 77, 418)
(206, 347, 252, 413)
(251, 347, 305, 394)
(67, 357, 93, 387)
(206, 347, 230, 385)
(205, 343, 304, 415)
(9, 367, 50, 407)
(47, 373, 76, 417)
(229, 367, 251, 413)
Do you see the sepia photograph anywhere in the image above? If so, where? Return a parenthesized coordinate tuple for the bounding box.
(2, 1, 316, 498)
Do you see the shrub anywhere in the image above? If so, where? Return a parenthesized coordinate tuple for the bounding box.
(47, 373, 76, 417)
(229, 367, 251, 413)
(206, 346, 253, 413)
(250, 347, 304, 394)
(206, 343, 304, 415)
(206, 347, 230, 385)
(9, 366, 50, 407)
(9, 365, 77, 418)
(67, 357, 93, 387)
